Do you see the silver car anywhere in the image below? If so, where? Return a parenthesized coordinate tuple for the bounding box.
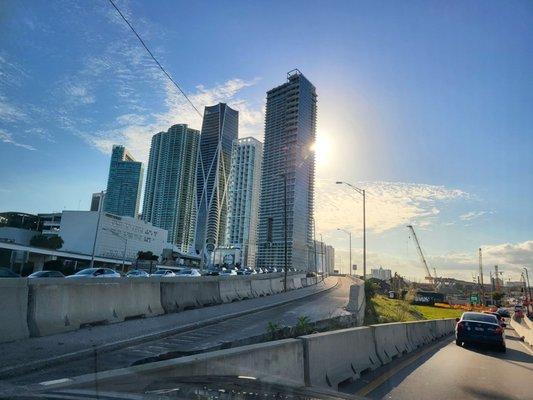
(66, 268, 121, 278)
(151, 269, 176, 277)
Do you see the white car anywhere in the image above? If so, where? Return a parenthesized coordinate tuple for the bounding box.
(219, 269, 237, 276)
(66, 268, 121, 278)
(125, 269, 150, 278)
(177, 268, 201, 277)
(150, 269, 176, 277)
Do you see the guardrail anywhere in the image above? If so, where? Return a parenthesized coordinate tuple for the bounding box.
(1, 273, 317, 343)
(39, 318, 456, 392)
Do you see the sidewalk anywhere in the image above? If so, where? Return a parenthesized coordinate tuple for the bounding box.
(0, 276, 338, 376)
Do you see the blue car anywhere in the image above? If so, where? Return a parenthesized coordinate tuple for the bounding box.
(455, 312, 506, 352)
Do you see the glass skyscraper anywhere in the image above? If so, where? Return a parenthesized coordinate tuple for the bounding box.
(225, 137, 263, 267)
(257, 70, 317, 270)
(195, 103, 238, 263)
(103, 145, 143, 218)
(142, 124, 200, 251)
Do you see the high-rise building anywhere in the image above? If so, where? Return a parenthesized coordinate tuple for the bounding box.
(90, 191, 105, 212)
(225, 137, 263, 267)
(142, 124, 200, 252)
(195, 103, 238, 263)
(257, 70, 317, 270)
(103, 146, 143, 218)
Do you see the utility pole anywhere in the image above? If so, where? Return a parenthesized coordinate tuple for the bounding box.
(479, 248, 485, 306)
(90, 191, 105, 269)
(313, 218, 318, 275)
(495, 265, 500, 292)
(524, 267, 532, 311)
(320, 233, 325, 276)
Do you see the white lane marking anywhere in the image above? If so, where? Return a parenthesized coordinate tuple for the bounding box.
(39, 377, 73, 386)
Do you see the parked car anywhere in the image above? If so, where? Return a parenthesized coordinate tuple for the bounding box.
(28, 270, 65, 278)
(455, 312, 506, 352)
(125, 269, 150, 278)
(151, 269, 176, 277)
(66, 268, 121, 278)
(219, 269, 237, 276)
(177, 268, 201, 277)
(0, 267, 20, 278)
(202, 269, 220, 276)
(496, 308, 511, 318)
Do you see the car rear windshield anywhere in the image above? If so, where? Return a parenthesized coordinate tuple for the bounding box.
(463, 313, 497, 323)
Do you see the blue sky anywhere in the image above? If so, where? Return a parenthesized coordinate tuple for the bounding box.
(0, 0, 531, 280)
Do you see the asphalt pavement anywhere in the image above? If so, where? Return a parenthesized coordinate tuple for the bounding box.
(343, 323, 533, 400)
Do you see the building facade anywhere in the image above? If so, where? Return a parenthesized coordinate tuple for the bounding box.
(60, 211, 167, 261)
(195, 103, 238, 264)
(371, 267, 392, 281)
(103, 146, 143, 218)
(142, 124, 200, 252)
(225, 137, 263, 267)
(257, 70, 317, 271)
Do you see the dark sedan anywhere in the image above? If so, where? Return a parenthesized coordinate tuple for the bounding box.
(455, 312, 506, 352)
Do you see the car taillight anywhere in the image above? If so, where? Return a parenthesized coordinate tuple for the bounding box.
(494, 326, 503, 335)
(457, 321, 464, 331)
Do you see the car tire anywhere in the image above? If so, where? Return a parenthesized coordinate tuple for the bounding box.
(455, 339, 462, 346)
(498, 345, 506, 353)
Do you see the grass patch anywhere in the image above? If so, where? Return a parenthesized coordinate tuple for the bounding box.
(413, 304, 463, 320)
(365, 295, 463, 325)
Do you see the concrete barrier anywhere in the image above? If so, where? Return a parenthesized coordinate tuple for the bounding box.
(0, 278, 30, 343)
(346, 279, 365, 325)
(28, 278, 164, 336)
(300, 326, 379, 389)
(435, 319, 455, 338)
(42, 339, 305, 391)
(524, 316, 533, 330)
(251, 277, 273, 297)
(270, 276, 285, 293)
(511, 318, 533, 346)
(405, 320, 437, 349)
(371, 322, 412, 364)
(160, 277, 221, 312)
(218, 276, 253, 302)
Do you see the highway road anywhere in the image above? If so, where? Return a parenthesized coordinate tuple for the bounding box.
(1, 276, 352, 394)
(345, 323, 533, 400)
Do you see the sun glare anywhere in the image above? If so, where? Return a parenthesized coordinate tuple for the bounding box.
(313, 134, 331, 166)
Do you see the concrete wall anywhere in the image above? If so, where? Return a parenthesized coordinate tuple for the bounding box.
(511, 317, 533, 347)
(0, 279, 30, 343)
(27, 278, 164, 337)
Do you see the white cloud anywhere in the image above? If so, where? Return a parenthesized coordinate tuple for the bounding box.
(63, 82, 95, 105)
(316, 180, 469, 234)
(83, 77, 262, 162)
(460, 210, 489, 221)
(0, 128, 36, 151)
(0, 95, 26, 122)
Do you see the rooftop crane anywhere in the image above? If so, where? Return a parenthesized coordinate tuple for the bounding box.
(407, 225, 436, 290)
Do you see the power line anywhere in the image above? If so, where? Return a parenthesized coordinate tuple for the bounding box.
(107, 0, 202, 118)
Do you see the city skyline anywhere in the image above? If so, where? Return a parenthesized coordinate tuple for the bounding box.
(0, 1, 531, 280)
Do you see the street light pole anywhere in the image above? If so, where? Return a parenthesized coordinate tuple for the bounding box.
(336, 181, 366, 280)
(524, 267, 532, 311)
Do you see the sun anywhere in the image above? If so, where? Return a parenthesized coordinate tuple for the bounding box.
(311, 133, 331, 166)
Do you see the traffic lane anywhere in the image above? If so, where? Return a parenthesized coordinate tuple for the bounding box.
(359, 329, 532, 400)
(5, 277, 354, 387)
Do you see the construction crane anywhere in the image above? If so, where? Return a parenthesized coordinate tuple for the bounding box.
(407, 225, 436, 290)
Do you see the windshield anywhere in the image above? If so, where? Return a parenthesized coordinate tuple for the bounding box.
(463, 313, 498, 324)
(74, 269, 97, 275)
(0, 2, 531, 400)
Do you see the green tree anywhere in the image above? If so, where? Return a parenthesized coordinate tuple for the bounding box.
(492, 292, 504, 302)
(30, 234, 63, 250)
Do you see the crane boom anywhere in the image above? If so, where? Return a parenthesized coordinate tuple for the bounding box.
(407, 225, 435, 287)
